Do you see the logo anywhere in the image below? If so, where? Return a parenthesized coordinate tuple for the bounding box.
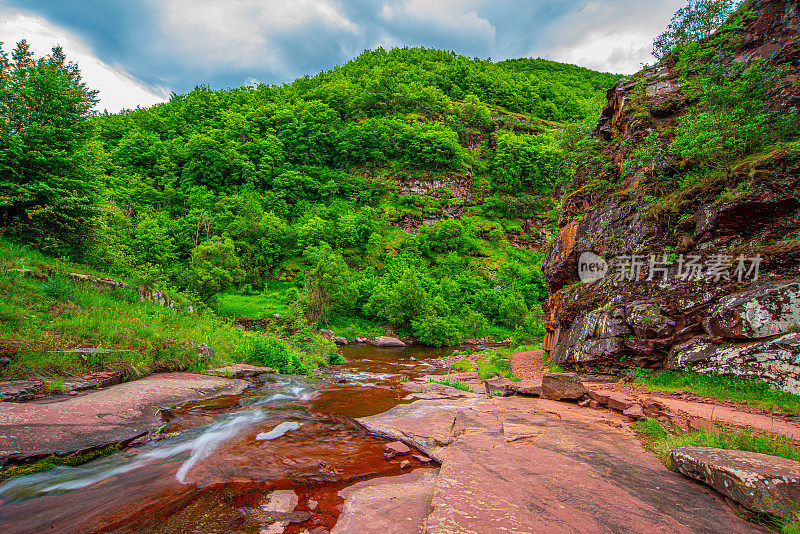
(578, 252, 608, 282)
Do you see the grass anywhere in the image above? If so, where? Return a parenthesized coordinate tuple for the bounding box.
(327, 313, 385, 341)
(541, 352, 564, 373)
(212, 280, 296, 319)
(42, 377, 65, 394)
(633, 369, 800, 415)
(429, 378, 474, 392)
(634, 418, 800, 533)
(450, 359, 475, 372)
(0, 247, 339, 380)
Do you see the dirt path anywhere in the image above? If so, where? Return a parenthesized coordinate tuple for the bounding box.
(510, 349, 545, 381)
(0, 373, 248, 463)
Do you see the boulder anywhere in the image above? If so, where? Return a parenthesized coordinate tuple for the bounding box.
(541, 373, 587, 400)
(670, 446, 800, 519)
(509, 380, 542, 397)
(607, 394, 637, 412)
(588, 389, 612, 405)
(623, 404, 645, 420)
(596, 307, 632, 339)
(484, 377, 515, 397)
(332, 336, 348, 346)
(370, 336, 406, 348)
(319, 329, 334, 340)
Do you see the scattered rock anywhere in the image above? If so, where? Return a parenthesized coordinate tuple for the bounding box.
(579, 399, 591, 407)
(670, 446, 800, 519)
(509, 380, 542, 397)
(607, 394, 637, 412)
(369, 336, 406, 348)
(400, 460, 410, 469)
(541, 373, 587, 400)
(484, 377, 515, 397)
(319, 329, 334, 340)
(589, 400, 600, 409)
(384, 441, 411, 459)
(412, 454, 432, 464)
(0, 380, 42, 402)
(332, 336, 348, 346)
(261, 490, 299, 514)
(588, 389, 612, 405)
(623, 404, 645, 420)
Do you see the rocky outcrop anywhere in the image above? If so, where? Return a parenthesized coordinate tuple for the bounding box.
(671, 446, 800, 519)
(541, 372, 587, 400)
(541, 0, 800, 391)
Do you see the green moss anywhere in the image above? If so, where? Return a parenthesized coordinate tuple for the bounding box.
(0, 443, 123, 484)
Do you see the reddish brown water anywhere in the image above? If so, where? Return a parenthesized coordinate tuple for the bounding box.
(0, 344, 460, 534)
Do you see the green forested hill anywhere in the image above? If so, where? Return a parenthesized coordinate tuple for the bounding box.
(2, 45, 619, 346)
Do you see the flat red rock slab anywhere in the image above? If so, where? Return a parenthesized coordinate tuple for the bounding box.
(0, 373, 249, 462)
(357, 397, 766, 533)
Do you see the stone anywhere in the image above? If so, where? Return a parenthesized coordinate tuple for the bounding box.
(0, 380, 42, 402)
(607, 394, 637, 412)
(484, 377, 515, 397)
(0, 373, 249, 463)
(503, 421, 543, 442)
(541, 373, 587, 400)
(623, 404, 645, 420)
(208, 363, 274, 378)
(412, 454, 432, 464)
(596, 307, 632, 339)
(642, 397, 666, 412)
(384, 441, 410, 458)
(670, 446, 800, 519)
(369, 336, 406, 348)
(332, 469, 438, 534)
(319, 329, 334, 340)
(579, 399, 591, 407)
(703, 281, 800, 340)
(261, 490, 299, 514)
(509, 380, 542, 397)
(589, 400, 600, 409)
(578, 338, 625, 360)
(588, 389, 612, 405)
(400, 460, 410, 469)
(332, 336, 348, 346)
(625, 302, 675, 339)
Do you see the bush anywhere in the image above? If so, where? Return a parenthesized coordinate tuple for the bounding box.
(42, 274, 76, 301)
(412, 315, 462, 347)
(245, 335, 308, 375)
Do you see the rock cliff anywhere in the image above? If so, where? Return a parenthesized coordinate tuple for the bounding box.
(541, 0, 800, 391)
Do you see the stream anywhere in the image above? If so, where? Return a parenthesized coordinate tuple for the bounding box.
(0, 344, 469, 533)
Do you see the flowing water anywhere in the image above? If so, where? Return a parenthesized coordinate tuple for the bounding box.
(0, 344, 468, 533)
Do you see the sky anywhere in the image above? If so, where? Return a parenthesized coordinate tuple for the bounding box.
(0, 0, 685, 113)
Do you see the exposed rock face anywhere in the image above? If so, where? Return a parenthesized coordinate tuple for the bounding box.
(670, 446, 800, 519)
(541, 0, 800, 391)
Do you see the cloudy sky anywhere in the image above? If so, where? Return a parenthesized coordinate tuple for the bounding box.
(0, 0, 685, 113)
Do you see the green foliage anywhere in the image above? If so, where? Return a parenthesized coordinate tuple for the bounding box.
(241, 335, 308, 375)
(0, 40, 100, 257)
(412, 314, 462, 347)
(652, 0, 739, 60)
(633, 368, 800, 414)
(41, 274, 76, 301)
(189, 236, 243, 303)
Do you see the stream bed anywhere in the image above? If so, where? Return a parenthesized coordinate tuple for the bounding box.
(0, 344, 467, 533)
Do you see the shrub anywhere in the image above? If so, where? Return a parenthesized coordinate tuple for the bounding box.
(245, 335, 309, 375)
(42, 274, 76, 301)
(412, 315, 462, 347)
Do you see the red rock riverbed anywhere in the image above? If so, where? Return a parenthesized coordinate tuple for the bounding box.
(0, 344, 464, 534)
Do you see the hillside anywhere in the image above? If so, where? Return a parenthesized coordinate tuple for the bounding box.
(540, 0, 800, 390)
(1, 47, 617, 349)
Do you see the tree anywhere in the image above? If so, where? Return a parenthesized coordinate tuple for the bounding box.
(652, 0, 739, 60)
(299, 243, 356, 324)
(0, 40, 100, 257)
(189, 236, 242, 302)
